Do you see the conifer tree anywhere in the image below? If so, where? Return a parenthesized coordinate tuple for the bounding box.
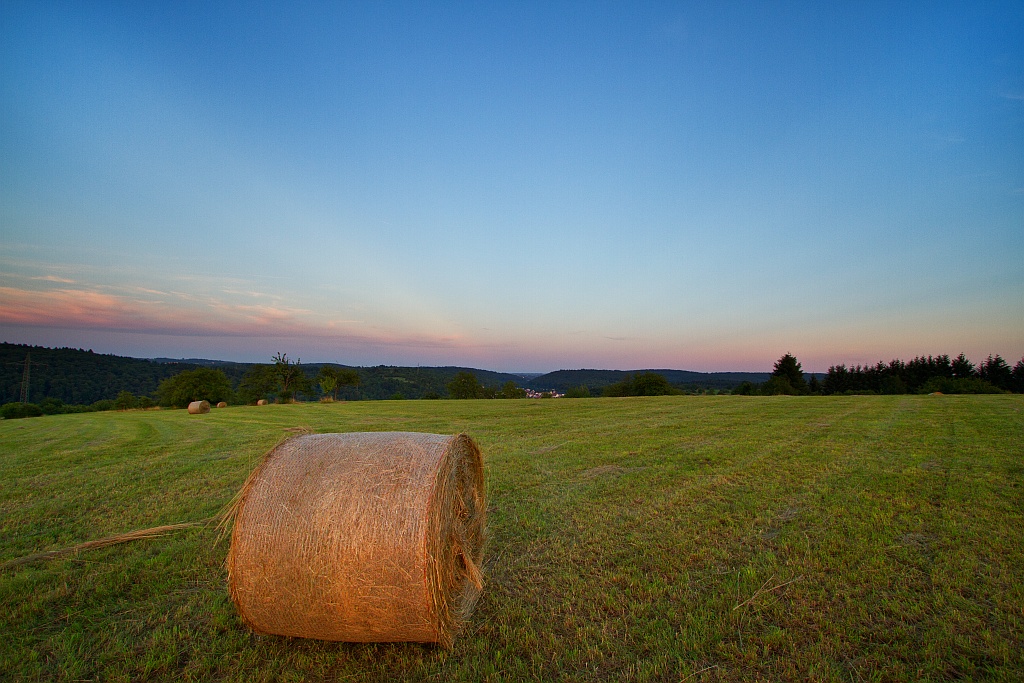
(771, 353, 808, 394)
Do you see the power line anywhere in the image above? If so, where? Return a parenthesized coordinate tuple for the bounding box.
(9, 353, 47, 404)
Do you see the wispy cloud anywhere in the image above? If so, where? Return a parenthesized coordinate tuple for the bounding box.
(221, 288, 285, 301)
(1000, 92, 1024, 101)
(31, 275, 76, 283)
(0, 286, 465, 349)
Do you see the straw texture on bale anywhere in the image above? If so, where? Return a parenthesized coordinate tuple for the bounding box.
(256, 399, 268, 406)
(187, 400, 211, 414)
(227, 432, 486, 646)
(216, 401, 228, 408)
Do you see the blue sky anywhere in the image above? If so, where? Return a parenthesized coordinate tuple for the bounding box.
(1, 2, 1022, 372)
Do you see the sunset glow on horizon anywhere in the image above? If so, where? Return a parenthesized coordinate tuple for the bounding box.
(2, 3, 1022, 373)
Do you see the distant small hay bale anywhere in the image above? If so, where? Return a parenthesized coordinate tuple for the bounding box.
(256, 399, 268, 406)
(227, 432, 486, 646)
(216, 402, 227, 408)
(187, 400, 211, 414)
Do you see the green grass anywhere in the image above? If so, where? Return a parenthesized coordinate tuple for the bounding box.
(2, 395, 1022, 682)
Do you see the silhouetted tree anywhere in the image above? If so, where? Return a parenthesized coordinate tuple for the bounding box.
(951, 353, 976, 379)
(978, 354, 1013, 391)
(272, 353, 312, 402)
(771, 353, 808, 394)
(821, 365, 849, 395)
(1011, 358, 1024, 393)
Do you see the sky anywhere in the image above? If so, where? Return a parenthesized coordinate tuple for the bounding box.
(1, 2, 1022, 373)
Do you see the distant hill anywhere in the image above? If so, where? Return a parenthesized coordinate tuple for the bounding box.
(302, 364, 528, 401)
(0, 344, 533, 403)
(2, 342, 792, 404)
(150, 357, 252, 369)
(0, 343, 248, 405)
(526, 369, 773, 393)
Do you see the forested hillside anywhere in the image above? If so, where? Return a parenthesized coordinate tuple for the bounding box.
(3, 343, 795, 405)
(0, 344, 530, 404)
(0, 344, 250, 405)
(305, 364, 528, 401)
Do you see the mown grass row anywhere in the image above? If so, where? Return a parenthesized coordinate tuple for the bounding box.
(1, 395, 1022, 681)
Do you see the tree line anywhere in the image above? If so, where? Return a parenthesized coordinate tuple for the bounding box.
(819, 353, 1022, 395)
(152, 354, 362, 408)
(3, 343, 1022, 418)
(732, 353, 1024, 395)
(116, 351, 1024, 407)
(0, 343, 249, 405)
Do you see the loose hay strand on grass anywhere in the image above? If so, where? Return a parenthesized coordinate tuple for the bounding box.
(225, 431, 486, 646)
(2, 520, 213, 570)
(6, 429, 304, 570)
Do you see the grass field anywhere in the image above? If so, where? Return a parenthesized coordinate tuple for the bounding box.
(1, 395, 1022, 682)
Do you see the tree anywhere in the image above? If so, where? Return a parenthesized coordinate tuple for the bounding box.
(603, 372, 678, 397)
(821, 365, 850, 395)
(1011, 358, 1024, 393)
(761, 375, 796, 395)
(1, 402, 43, 419)
(632, 372, 677, 396)
(272, 353, 312, 402)
(951, 353, 975, 379)
(499, 380, 526, 399)
(156, 368, 233, 408)
(317, 365, 360, 401)
(807, 375, 821, 394)
(318, 374, 337, 400)
(237, 364, 278, 404)
(565, 385, 591, 398)
(732, 381, 756, 395)
(918, 376, 1004, 394)
(602, 376, 631, 397)
(771, 353, 808, 394)
(447, 371, 484, 399)
(978, 354, 1012, 391)
(879, 375, 907, 395)
(114, 390, 138, 410)
(39, 397, 66, 415)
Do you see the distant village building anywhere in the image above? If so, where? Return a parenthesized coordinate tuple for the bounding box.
(524, 388, 564, 398)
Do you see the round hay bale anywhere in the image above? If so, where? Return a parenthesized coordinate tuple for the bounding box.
(228, 432, 486, 646)
(187, 400, 211, 414)
(216, 401, 228, 408)
(256, 399, 268, 406)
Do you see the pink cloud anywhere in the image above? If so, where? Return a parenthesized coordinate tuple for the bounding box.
(0, 286, 464, 349)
